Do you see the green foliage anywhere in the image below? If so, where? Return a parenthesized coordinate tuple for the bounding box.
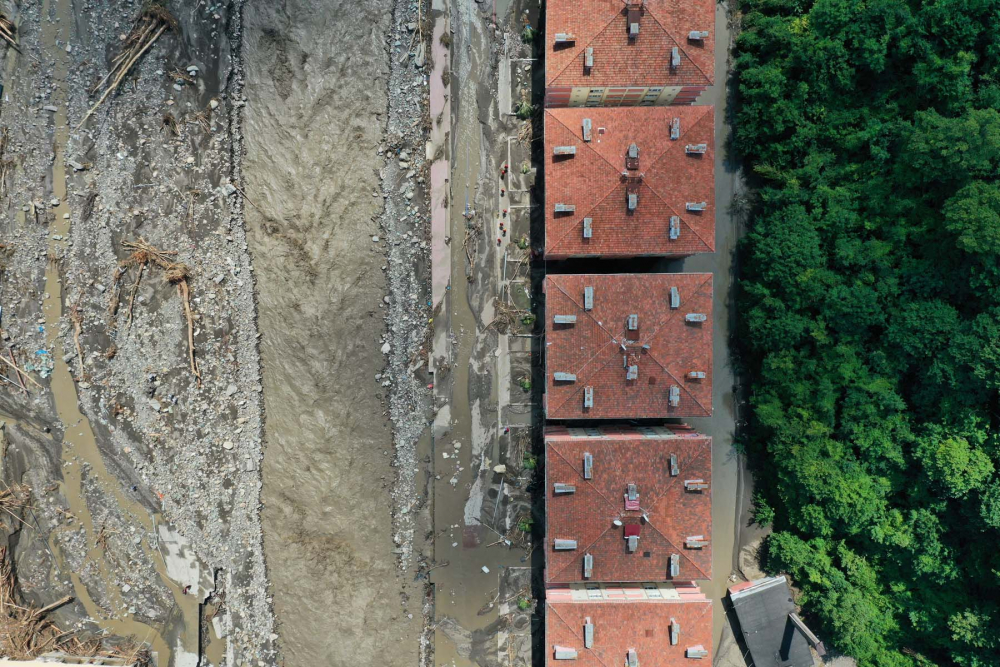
(517, 596, 532, 610)
(735, 0, 1000, 663)
(521, 26, 536, 43)
(518, 516, 533, 533)
(751, 493, 775, 526)
(522, 454, 537, 470)
(515, 101, 536, 120)
(519, 376, 532, 391)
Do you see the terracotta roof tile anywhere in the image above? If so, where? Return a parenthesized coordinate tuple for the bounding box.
(545, 426, 712, 583)
(546, 597, 713, 667)
(544, 107, 715, 258)
(544, 274, 713, 419)
(546, 0, 715, 89)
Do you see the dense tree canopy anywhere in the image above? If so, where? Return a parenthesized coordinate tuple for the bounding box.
(734, 0, 1000, 664)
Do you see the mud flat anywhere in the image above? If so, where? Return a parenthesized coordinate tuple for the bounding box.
(241, 0, 431, 665)
(0, 1, 273, 665)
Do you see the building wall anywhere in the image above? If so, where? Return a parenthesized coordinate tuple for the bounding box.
(545, 85, 706, 107)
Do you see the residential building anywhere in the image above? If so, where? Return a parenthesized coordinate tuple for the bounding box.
(544, 425, 712, 584)
(546, 583, 712, 665)
(543, 274, 713, 420)
(545, 0, 715, 107)
(728, 577, 824, 667)
(544, 106, 715, 258)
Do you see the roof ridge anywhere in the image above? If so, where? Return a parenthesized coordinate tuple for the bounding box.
(546, 7, 623, 89)
(641, 519, 711, 580)
(646, 274, 713, 414)
(549, 444, 621, 512)
(641, 7, 712, 85)
(550, 522, 614, 582)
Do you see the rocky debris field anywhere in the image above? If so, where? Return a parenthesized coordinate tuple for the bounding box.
(0, 0, 274, 664)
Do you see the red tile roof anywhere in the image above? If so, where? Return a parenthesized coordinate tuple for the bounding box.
(545, 0, 715, 89)
(546, 597, 713, 667)
(544, 274, 713, 419)
(544, 107, 715, 258)
(544, 426, 713, 583)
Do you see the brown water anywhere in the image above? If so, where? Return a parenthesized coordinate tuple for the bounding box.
(240, 1, 423, 665)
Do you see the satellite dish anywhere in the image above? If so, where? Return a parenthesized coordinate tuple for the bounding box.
(612, 519, 623, 527)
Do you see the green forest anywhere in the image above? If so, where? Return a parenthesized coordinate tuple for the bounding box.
(733, 0, 1000, 664)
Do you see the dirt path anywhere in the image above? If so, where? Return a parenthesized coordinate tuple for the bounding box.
(240, 1, 428, 665)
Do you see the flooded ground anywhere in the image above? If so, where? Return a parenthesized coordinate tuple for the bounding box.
(0, 0, 274, 664)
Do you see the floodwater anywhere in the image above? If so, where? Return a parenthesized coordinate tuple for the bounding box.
(9, 2, 222, 664)
(240, 1, 422, 665)
(678, 0, 745, 651)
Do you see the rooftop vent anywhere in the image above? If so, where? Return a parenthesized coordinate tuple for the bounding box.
(554, 483, 577, 494)
(670, 286, 680, 309)
(582, 118, 592, 142)
(669, 553, 680, 577)
(685, 479, 710, 491)
(627, 648, 639, 667)
(554, 33, 576, 44)
(554, 646, 578, 660)
(629, 20, 639, 39)
(626, 365, 639, 381)
(554, 315, 577, 325)
(554, 372, 577, 382)
(553, 145, 577, 156)
(554, 539, 578, 551)
(686, 646, 709, 660)
(627, 314, 638, 330)
(627, 483, 639, 502)
(670, 118, 680, 140)
(583, 386, 594, 409)
(686, 201, 706, 212)
(687, 371, 706, 379)
(670, 618, 680, 646)
(685, 313, 707, 323)
(583, 452, 593, 479)
(583, 555, 594, 580)
(685, 143, 707, 155)
(671, 47, 680, 70)
(685, 535, 709, 549)
(626, 143, 640, 170)
(627, 192, 638, 211)
(584, 47, 594, 71)
(584, 286, 594, 311)
(688, 30, 710, 41)
(626, 535, 639, 553)
(669, 385, 681, 407)
(669, 216, 681, 240)
(555, 203, 576, 214)
(670, 453, 679, 476)
(584, 618, 595, 648)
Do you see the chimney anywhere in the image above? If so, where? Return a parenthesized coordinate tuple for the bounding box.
(554, 539, 578, 551)
(553, 483, 577, 494)
(670, 286, 680, 309)
(685, 143, 707, 155)
(583, 452, 593, 479)
(670, 453, 679, 476)
(686, 201, 707, 211)
(685, 313, 707, 323)
(584, 47, 594, 71)
(670, 117, 680, 140)
(553, 145, 577, 156)
(583, 386, 594, 408)
(669, 215, 681, 240)
(686, 646, 709, 659)
(582, 118, 592, 142)
(670, 46, 680, 70)
(687, 371, 706, 379)
(685, 535, 709, 549)
(584, 617, 595, 648)
(669, 385, 681, 407)
(554, 314, 577, 324)
(669, 553, 680, 577)
(553, 646, 578, 660)
(627, 648, 639, 667)
(582, 217, 593, 238)
(684, 479, 710, 491)
(627, 314, 639, 330)
(670, 618, 680, 645)
(555, 203, 577, 214)
(583, 554, 594, 579)
(584, 286, 594, 310)
(688, 30, 710, 41)
(554, 372, 577, 382)
(554, 33, 576, 44)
